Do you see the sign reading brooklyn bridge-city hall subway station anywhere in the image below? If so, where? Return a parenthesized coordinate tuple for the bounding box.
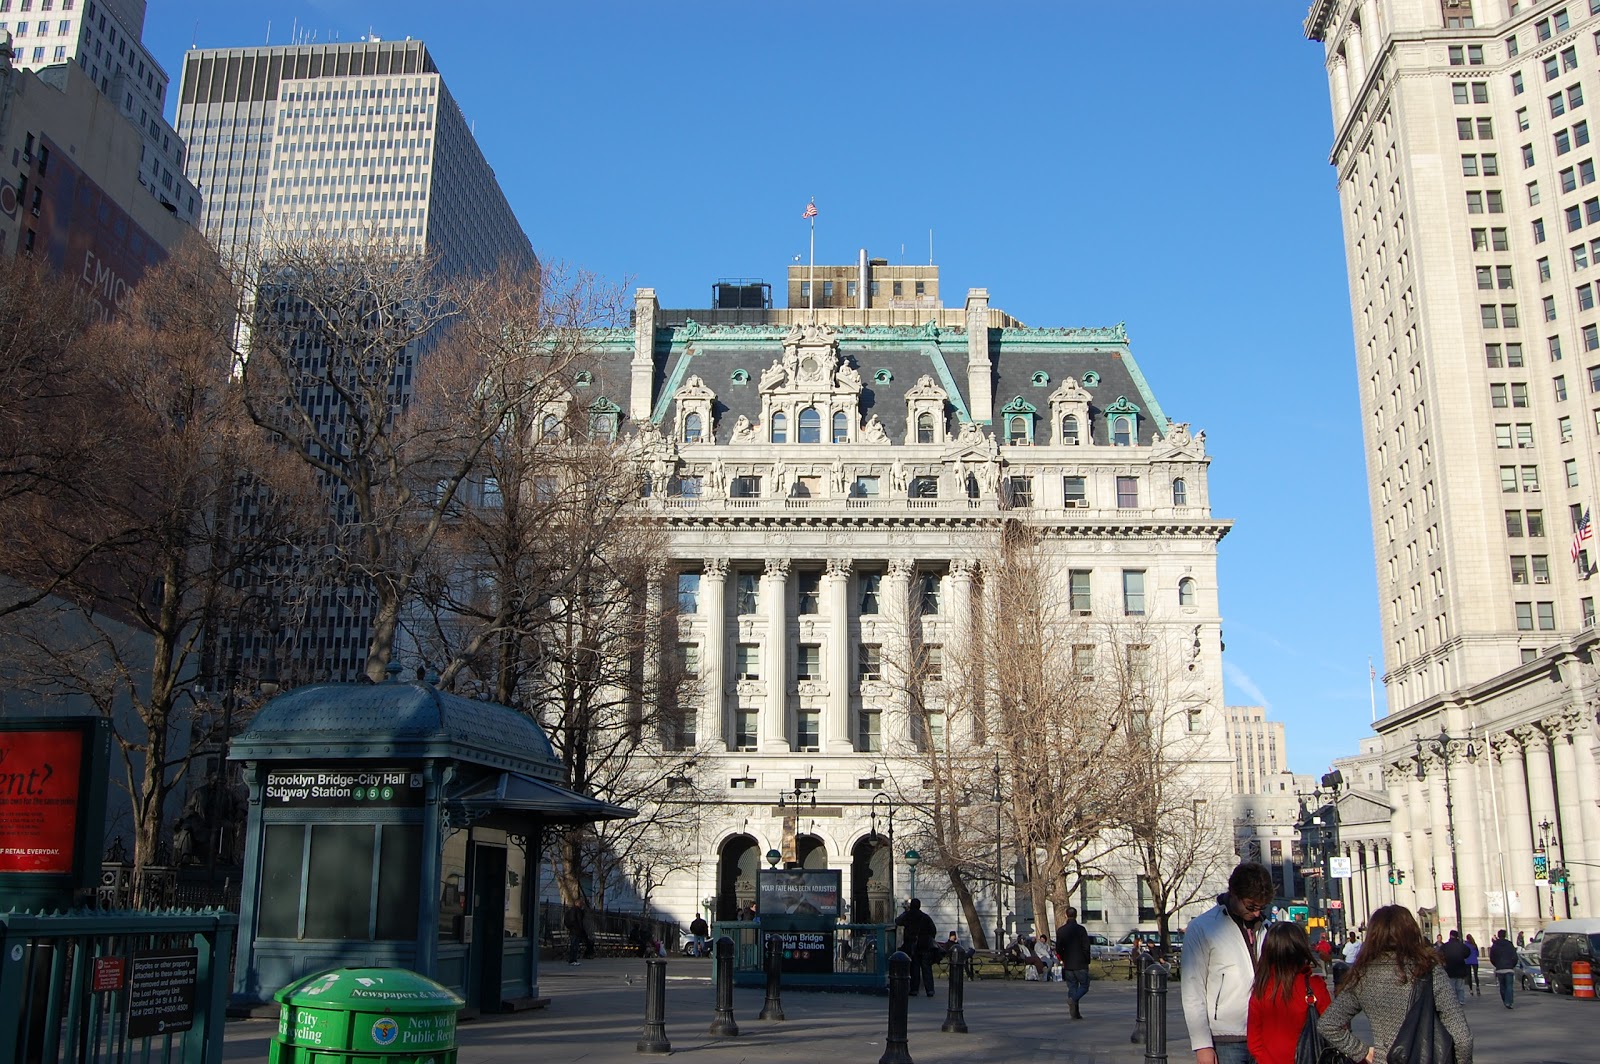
(263, 766, 424, 808)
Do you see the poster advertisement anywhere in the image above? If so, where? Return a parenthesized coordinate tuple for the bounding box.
(0, 728, 85, 874)
(758, 869, 842, 918)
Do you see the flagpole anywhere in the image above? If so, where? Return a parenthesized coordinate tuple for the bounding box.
(1368, 657, 1377, 724)
(808, 205, 816, 324)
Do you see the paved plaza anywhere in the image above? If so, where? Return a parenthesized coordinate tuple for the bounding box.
(220, 957, 1596, 1063)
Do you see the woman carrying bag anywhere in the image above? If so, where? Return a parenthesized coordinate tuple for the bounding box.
(1318, 905, 1473, 1064)
(1247, 922, 1332, 1064)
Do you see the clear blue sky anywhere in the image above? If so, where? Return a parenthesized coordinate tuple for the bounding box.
(143, 1, 1374, 775)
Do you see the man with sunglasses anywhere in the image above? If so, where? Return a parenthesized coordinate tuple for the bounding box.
(1181, 861, 1274, 1064)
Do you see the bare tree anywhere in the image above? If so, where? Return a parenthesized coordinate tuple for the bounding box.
(239, 234, 567, 681)
(0, 237, 265, 900)
(1110, 624, 1231, 954)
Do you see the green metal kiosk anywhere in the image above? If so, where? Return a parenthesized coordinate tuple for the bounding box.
(228, 672, 631, 1015)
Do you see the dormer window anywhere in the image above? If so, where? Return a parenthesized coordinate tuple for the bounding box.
(541, 413, 561, 439)
(683, 412, 703, 443)
(916, 412, 935, 443)
(1104, 396, 1142, 446)
(1000, 395, 1037, 445)
(673, 374, 717, 446)
(1062, 415, 1080, 445)
(1007, 416, 1029, 445)
(1113, 417, 1132, 445)
(903, 374, 950, 445)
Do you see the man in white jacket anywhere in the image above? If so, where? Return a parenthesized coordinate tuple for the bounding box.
(1180, 862, 1273, 1064)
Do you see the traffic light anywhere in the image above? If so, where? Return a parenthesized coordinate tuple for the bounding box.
(1387, 869, 1406, 885)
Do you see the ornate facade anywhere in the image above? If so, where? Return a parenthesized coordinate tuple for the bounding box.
(578, 282, 1235, 937)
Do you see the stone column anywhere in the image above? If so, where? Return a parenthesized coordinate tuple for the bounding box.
(824, 558, 854, 753)
(1345, 26, 1365, 87)
(1551, 716, 1589, 899)
(948, 560, 977, 742)
(1330, 54, 1351, 125)
(1384, 762, 1416, 909)
(701, 559, 728, 749)
(1519, 725, 1560, 917)
(1492, 732, 1540, 934)
(1448, 740, 1487, 935)
(1568, 721, 1600, 896)
(882, 558, 916, 750)
(761, 558, 791, 752)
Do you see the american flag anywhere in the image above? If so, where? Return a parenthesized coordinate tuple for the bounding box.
(1572, 506, 1593, 563)
(803, 201, 818, 219)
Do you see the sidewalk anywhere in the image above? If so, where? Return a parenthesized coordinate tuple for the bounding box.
(219, 957, 1597, 1063)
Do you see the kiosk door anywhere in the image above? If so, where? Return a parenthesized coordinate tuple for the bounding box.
(469, 843, 507, 1012)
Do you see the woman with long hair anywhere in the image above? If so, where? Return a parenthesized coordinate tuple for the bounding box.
(1464, 933, 1481, 995)
(1318, 905, 1473, 1063)
(1247, 922, 1331, 1064)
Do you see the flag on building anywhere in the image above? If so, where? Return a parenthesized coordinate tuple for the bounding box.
(1572, 506, 1592, 563)
(803, 200, 818, 219)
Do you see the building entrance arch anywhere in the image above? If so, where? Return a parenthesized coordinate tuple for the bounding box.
(796, 833, 828, 870)
(717, 834, 760, 921)
(850, 835, 892, 924)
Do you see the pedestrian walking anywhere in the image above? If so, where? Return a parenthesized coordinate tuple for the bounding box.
(1181, 860, 1273, 1064)
(1246, 922, 1331, 1064)
(1488, 929, 1519, 1009)
(1439, 928, 1470, 1003)
(893, 898, 938, 997)
(1464, 933, 1481, 995)
(1317, 904, 1473, 1064)
(1054, 906, 1093, 1020)
(564, 897, 594, 965)
(688, 914, 709, 956)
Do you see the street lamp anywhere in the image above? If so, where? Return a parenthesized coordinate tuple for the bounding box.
(766, 848, 782, 870)
(905, 849, 921, 900)
(1415, 731, 1473, 935)
(1537, 817, 1572, 919)
(870, 792, 896, 913)
(1321, 770, 1345, 941)
(993, 752, 1006, 952)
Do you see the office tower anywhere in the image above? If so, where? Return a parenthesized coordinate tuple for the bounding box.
(175, 38, 529, 277)
(1224, 705, 1287, 796)
(570, 262, 1235, 936)
(1305, 0, 1600, 937)
(2, 0, 198, 221)
(174, 38, 532, 683)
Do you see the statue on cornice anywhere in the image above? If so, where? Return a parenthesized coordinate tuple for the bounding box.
(830, 459, 846, 496)
(862, 414, 890, 444)
(729, 415, 759, 443)
(890, 458, 908, 494)
(760, 362, 788, 391)
(705, 459, 726, 497)
(837, 361, 862, 391)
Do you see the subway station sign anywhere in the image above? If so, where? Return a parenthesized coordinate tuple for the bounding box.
(263, 766, 424, 808)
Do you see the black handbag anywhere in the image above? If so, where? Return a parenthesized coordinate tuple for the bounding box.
(1386, 968, 1456, 1064)
(1294, 976, 1339, 1064)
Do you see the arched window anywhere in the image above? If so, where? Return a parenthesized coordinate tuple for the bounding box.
(770, 411, 788, 443)
(1172, 478, 1188, 506)
(832, 410, 849, 443)
(1062, 415, 1079, 445)
(542, 413, 560, 438)
(1113, 416, 1133, 446)
(1008, 416, 1028, 444)
(683, 412, 702, 443)
(1178, 577, 1197, 607)
(916, 412, 935, 443)
(799, 406, 822, 443)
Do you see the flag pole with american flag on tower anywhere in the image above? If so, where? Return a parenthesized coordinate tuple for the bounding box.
(804, 198, 817, 323)
(1573, 505, 1593, 576)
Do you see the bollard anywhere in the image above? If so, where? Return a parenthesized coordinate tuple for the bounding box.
(1131, 949, 1149, 1044)
(636, 956, 671, 1054)
(758, 933, 785, 1021)
(709, 935, 740, 1037)
(879, 950, 914, 1064)
(1142, 960, 1169, 1064)
(940, 947, 969, 1034)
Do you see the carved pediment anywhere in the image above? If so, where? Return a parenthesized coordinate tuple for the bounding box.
(759, 323, 862, 396)
(905, 374, 948, 402)
(1049, 377, 1092, 406)
(675, 375, 716, 403)
(1152, 421, 1207, 459)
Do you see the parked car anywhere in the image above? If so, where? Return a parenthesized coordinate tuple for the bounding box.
(1088, 932, 1114, 960)
(1518, 941, 1549, 992)
(1539, 918, 1600, 995)
(1114, 929, 1185, 957)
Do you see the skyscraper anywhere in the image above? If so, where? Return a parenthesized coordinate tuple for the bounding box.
(3, 0, 199, 222)
(174, 38, 533, 683)
(175, 38, 530, 277)
(1306, 0, 1600, 938)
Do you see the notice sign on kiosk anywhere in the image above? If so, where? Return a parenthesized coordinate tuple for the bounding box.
(758, 869, 842, 975)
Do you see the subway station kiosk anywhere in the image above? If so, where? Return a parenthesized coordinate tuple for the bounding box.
(228, 675, 631, 1014)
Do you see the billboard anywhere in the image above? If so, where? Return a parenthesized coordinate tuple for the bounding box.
(0, 717, 111, 906)
(757, 869, 842, 918)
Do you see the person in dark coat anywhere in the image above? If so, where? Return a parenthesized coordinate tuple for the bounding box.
(1439, 928, 1471, 1003)
(1488, 929, 1520, 1008)
(894, 898, 939, 996)
(564, 897, 593, 965)
(1054, 906, 1093, 1019)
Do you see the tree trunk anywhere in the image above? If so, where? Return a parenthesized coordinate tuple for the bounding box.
(946, 866, 989, 950)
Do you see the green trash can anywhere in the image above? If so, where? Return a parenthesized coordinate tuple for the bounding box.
(268, 967, 465, 1064)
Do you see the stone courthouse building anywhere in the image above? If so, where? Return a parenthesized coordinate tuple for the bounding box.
(570, 258, 1236, 938)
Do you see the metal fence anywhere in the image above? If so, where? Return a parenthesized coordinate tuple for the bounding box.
(712, 922, 895, 989)
(0, 908, 237, 1064)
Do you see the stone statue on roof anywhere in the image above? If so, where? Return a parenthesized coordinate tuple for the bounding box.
(729, 415, 759, 443)
(861, 414, 889, 444)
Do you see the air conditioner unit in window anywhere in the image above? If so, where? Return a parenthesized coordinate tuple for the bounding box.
(1535, 575, 1550, 583)
(1065, 499, 1087, 508)
(1519, 442, 1533, 448)
(1528, 486, 1541, 491)
(1073, 609, 1093, 617)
